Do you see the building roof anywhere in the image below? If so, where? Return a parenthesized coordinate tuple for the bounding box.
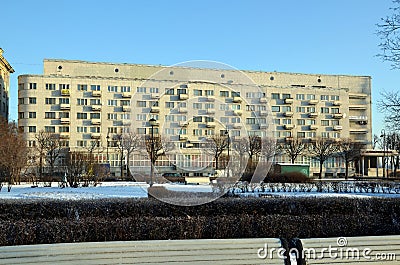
(0, 48, 15, 73)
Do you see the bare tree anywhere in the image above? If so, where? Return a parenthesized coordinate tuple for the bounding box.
(83, 140, 101, 186)
(377, 0, 400, 69)
(115, 132, 143, 180)
(203, 135, 228, 171)
(65, 151, 87, 187)
(279, 137, 306, 163)
(386, 132, 400, 177)
(336, 138, 363, 179)
(34, 131, 49, 183)
(308, 138, 338, 179)
(0, 119, 27, 191)
(44, 134, 63, 186)
(378, 90, 400, 131)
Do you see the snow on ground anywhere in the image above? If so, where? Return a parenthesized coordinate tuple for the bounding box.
(1, 182, 400, 201)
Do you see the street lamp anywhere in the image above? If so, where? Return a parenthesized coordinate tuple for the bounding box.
(106, 132, 110, 164)
(149, 118, 157, 187)
(225, 129, 230, 178)
(380, 129, 386, 178)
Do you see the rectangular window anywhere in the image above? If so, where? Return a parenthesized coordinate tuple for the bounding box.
(29, 112, 36, 118)
(331, 120, 339, 126)
(322, 132, 330, 138)
(273, 119, 280, 125)
(321, 120, 330, 126)
(193, 103, 202, 109)
(331, 108, 340, 114)
(91, 85, 101, 91)
(305, 119, 316, 125)
(59, 98, 69, 104)
(28, 126, 36, 133)
(136, 101, 146, 107)
(193, 116, 202, 122)
(77, 84, 87, 91)
(77, 98, 88, 105)
(59, 112, 69, 118)
(29, 83, 37, 90)
(77, 127, 87, 133)
(120, 100, 130, 106)
(120, 113, 130, 120)
(297, 132, 306, 138)
(59, 84, 70, 90)
(90, 113, 100, 119)
(150, 87, 159, 93)
(193, 89, 202, 96)
(271, 93, 280, 99)
(271, 106, 280, 112)
(282, 106, 292, 112)
(297, 119, 305, 125)
(306, 107, 316, 113)
(232, 91, 240, 97)
(137, 87, 146, 93)
(45, 126, 55, 133)
(77, 140, 87, 147)
(306, 94, 316, 100)
(18, 98, 25, 105)
(296, 94, 305, 100)
(282, 93, 291, 99)
(321, 107, 329, 113)
(18, 112, 24, 119)
(246, 118, 256, 124)
(220, 91, 229, 97)
(77, 113, 88, 119)
(121, 86, 131, 92)
(331, 95, 339, 101)
(46, 83, 56, 90)
(29, 97, 37, 104)
(165, 88, 174, 95)
(205, 90, 214, 96)
(177, 88, 187, 95)
(90, 99, 101, 105)
(108, 100, 117, 106)
(193, 129, 202, 136)
(108, 86, 118, 92)
(282, 119, 292, 125)
(108, 113, 117, 120)
(246, 105, 255, 111)
(205, 103, 214, 109)
(165, 102, 175, 108)
(321, 95, 329, 101)
(45, 112, 56, 119)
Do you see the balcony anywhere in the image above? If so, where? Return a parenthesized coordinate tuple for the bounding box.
(151, 93, 160, 99)
(61, 89, 70, 96)
(259, 124, 268, 129)
(60, 118, 70, 124)
(349, 115, 368, 121)
(308, 99, 319, 105)
(308, 112, 318, 118)
(233, 123, 242, 129)
(122, 120, 131, 126)
(284, 98, 294, 104)
(150, 106, 159, 113)
(234, 110, 243, 116)
(92, 90, 101, 97)
(186, 142, 194, 148)
(60, 103, 70, 110)
(91, 133, 101, 139)
(123, 106, 131, 112)
(92, 119, 101, 125)
(349, 105, 367, 110)
(206, 122, 216, 128)
(333, 113, 344, 119)
(332, 100, 342, 106)
(285, 137, 294, 142)
(60, 132, 70, 139)
(206, 109, 215, 114)
(309, 125, 318, 130)
(350, 128, 368, 134)
(179, 94, 188, 100)
(284, 111, 294, 117)
(179, 135, 188, 141)
(284, 124, 295, 130)
(333, 125, 343, 131)
(179, 121, 188, 127)
(232, 96, 242, 103)
(122, 92, 132, 98)
(260, 111, 268, 116)
(260, 97, 267, 103)
(206, 96, 215, 101)
(349, 93, 367, 99)
(178, 107, 188, 113)
(91, 105, 101, 111)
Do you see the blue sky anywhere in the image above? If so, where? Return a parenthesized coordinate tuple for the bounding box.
(2, 0, 399, 136)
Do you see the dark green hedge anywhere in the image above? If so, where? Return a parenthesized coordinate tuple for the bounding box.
(0, 197, 399, 246)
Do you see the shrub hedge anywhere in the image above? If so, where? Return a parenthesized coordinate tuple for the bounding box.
(0, 196, 399, 246)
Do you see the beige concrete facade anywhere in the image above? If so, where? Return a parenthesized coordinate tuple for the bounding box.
(0, 48, 15, 119)
(18, 59, 372, 177)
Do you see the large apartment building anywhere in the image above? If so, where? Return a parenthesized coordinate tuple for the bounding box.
(0, 48, 14, 119)
(18, 59, 372, 178)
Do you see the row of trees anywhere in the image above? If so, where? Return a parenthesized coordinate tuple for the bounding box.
(205, 134, 363, 180)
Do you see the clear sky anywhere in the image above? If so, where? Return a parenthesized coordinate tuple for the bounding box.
(2, 0, 399, 136)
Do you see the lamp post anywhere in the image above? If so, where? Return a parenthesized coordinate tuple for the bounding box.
(106, 132, 110, 164)
(225, 129, 230, 179)
(380, 129, 386, 178)
(149, 118, 157, 187)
